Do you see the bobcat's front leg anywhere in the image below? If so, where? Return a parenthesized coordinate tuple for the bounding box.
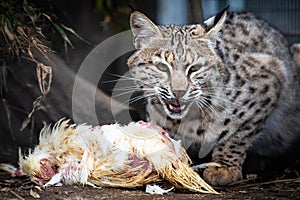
(203, 130, 259, 186)
(204, 124, 265, 185)
(203, 165, 242, 186)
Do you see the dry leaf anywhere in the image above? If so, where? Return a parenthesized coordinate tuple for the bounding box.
(36, 63, 52, 95)
(20, 117, 31, 131)
(34, 186, 43, 192)
(0, 187, 9, 192)
(28, 96, 44, 118)
(246, 174, 257, 180)
(3, 21, 15, 40)
(27, 62, 52, 119)
(30, 189, 40, 199)
(2, 98, 15, 140)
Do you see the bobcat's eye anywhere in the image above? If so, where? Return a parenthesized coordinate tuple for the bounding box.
(188, 65, 201, 74)
(156, 63, 169, 72)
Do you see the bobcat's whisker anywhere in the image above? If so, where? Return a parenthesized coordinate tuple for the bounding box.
(112, 90, 138, 98)
(112, 86, 153, 92)
(202, 86, 250, 93)
(195, 98, 222, 122)
(205, 93, 243, 107)
(192, 99, 208, 121)
(200, 96, 243, 123)
(103, 73, 154, 86)
(112, 88, 154, 98)
(121, 93, 156, 105)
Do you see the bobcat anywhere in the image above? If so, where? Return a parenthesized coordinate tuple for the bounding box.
(127, 8, 300, 186)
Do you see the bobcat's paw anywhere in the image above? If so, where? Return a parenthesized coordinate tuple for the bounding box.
(203, 166, 242, 186)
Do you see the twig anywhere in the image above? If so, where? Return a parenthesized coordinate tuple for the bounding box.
(229, 177, 300, 189)
(227, 178, 254, 186)
(9, 189, 26, 200)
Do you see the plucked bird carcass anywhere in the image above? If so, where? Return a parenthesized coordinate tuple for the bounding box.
(19, 119, 217, 194)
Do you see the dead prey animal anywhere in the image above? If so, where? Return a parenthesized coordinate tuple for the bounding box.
(17, 119, 217, 194)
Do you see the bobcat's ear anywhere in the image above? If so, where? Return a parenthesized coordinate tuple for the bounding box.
(130, 11, 162, 49)
(203, 6, 228, 38)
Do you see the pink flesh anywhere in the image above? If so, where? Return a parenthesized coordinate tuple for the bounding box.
(128, 155, 151, 172)
(11, 167, 26, 177)
(128, 154, 158, 179)
(89, 125, 102, 131)
(137, 121, 175, 150)
(37, 158, 56, 183)
(136, 121, 152, 128)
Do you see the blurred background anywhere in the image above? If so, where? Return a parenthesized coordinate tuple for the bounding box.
(159, 0, 300, 43)
(0, 0, 299, 168)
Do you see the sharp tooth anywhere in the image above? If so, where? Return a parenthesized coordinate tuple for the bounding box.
(181, 104, 186, 110)
(169, 104, 174, 110)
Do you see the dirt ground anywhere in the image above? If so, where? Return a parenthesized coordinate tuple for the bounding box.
(1, 170, 300, 200)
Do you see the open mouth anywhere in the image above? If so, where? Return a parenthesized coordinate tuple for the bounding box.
(165, 99, 187, 113)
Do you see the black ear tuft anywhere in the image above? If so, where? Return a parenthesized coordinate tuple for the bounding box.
(202, 6, 228, 37)
(213, 5, 230, 26)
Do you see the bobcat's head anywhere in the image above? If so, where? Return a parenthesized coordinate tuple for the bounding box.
(128, 10, 227, 119)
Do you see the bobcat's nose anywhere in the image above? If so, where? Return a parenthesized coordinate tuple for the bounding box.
(173, 90, 186, 99)
(171, 70, 188, 92)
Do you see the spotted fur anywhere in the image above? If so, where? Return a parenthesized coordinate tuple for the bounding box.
(127, 9, 300, 186)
